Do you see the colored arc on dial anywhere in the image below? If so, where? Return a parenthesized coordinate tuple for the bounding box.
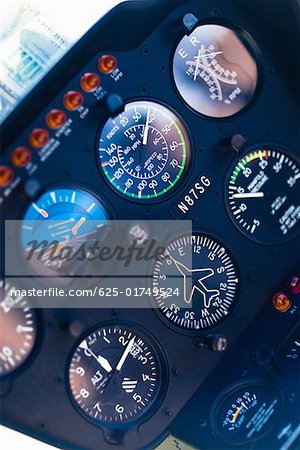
(230, 150, 269, 184)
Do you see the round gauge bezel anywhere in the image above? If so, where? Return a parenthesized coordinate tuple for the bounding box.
(18, 182, 115, 279)
(0, 285, 43, 380)
(210, 379, 283, 445)
(66, 320, 169, 429)
(150, 229, 242, 336)
(224, 144, 300, 246)
(95, 97, 194, 205)
(171, 19, 263, 121)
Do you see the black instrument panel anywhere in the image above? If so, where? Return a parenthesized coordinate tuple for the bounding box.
(0, 0, 299, 449)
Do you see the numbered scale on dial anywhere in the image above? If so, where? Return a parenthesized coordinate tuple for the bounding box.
(213, 382, 282, 444)
(173, 24, 258, 118)
(97, 101, 191, 201)
(0, 281, 37, 376)
(152, 234, 240, 332)
(68, 324, 166, 425)
(226, 149, 300, 243)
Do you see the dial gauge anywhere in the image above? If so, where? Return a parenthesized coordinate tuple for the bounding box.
(227, 149, 300, 244)
(98, 101, 191, 201)
(173, 24, 258, 118)
(0, 280, 37, 376)
(213, 383, 282, 444)
(21, 187, 110, 276)
(152, 234, 239, 331)
(68, 324, 165, 425)
(278, 324, 300, 364)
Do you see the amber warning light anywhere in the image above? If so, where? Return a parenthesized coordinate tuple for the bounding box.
(98, 55, 118, 74)
(273, 292, 291, 313)
(11, 147, 32, 167)
(0, 166, 14, 187)
(63, 91, 84, 111)
(81, 73, 101, 92)
(29, 129, 50, 149)
(46, 110, 67, 129)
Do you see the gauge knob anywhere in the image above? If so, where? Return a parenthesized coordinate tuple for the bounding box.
(195, 334, 228, 352)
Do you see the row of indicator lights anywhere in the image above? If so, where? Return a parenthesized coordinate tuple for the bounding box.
(273, 276, 300, 313)
(63, 56, 118, 111)
(29, 57, 118, 142)
(0, 55, 118, 187)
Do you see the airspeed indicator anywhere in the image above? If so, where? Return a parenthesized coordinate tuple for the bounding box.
(97, 101, 191, 201)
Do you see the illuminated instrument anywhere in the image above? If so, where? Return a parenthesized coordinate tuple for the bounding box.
(0, 0, 299, 449)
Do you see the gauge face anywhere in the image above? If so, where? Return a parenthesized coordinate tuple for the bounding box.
(98, 101, 191, 200)
(0, 281, 37, 376)
(214, 383, 282, 444)
(69, 324, 164, 425)
(153, 234, 239, 331)
(173, 24, 258, 118)
(21, 187, 110, 276)
(278, 324, 300, 363)
(227, 149, 300, 244)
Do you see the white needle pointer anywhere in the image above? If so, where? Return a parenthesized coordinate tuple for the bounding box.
(96, 354, 113, 373)
(194, 50, 223, 60)
(80, 340, 113, 373)
(116, 337, 135, 372)
(193, 50, 223, 81)
(142, 109, 151, 146)
(194, 49, 202, 81)
(232, 192, 265, 199)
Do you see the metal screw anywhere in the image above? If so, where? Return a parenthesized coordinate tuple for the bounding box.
(162, 407, 172, 418)
(143, 47, 152, 56)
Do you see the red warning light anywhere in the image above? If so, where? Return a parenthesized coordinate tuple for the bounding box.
(46, 109, 67, 129)
(0, 166, 14, 187)
(63, 91, 84, 111)
(11, 147, 32, 167)
(29, 128, 50, 148)
(81, 73, 101, 92)
(272, 292, 291, 313)
(98, 55, 118, 74)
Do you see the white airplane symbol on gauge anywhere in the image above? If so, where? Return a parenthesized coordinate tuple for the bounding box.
(169, 255, 220, 308)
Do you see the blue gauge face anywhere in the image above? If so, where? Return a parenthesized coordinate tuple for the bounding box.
(97, 101, 191, 201)
(21, 187, 110, 276)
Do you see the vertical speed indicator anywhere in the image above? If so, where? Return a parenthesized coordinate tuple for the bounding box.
(97, 101, 191, 201)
